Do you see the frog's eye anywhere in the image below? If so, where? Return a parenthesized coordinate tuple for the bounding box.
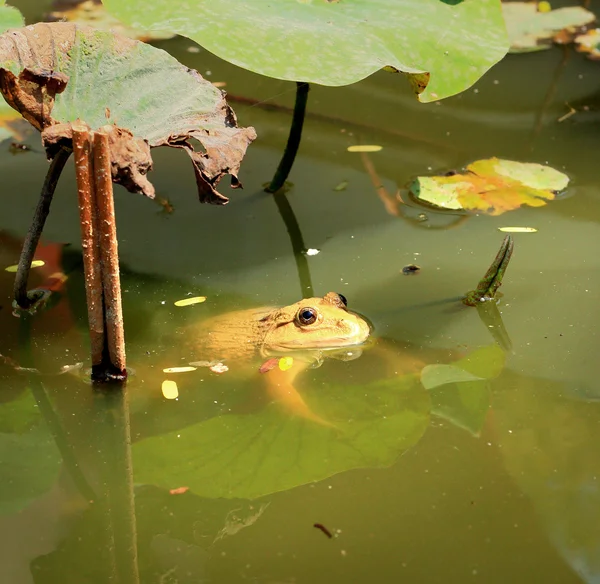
(336, 293, 348, 307)
(297, 307, 318, 326)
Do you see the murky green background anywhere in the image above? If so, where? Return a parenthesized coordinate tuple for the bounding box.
(1, 1, 599, 583)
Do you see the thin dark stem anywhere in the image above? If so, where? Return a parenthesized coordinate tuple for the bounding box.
(272, 192, 314, 297)
(13, 147, 72, 309)
(265, 82, 310, 193)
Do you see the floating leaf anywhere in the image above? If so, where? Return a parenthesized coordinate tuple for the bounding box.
(161, 380, 179, 399)
(103, 0, 508, 102)
(409, 158, 569, 216)
(503, 2, 595, 53)
(498, 226, 538, 233)
(575, 28, 600, 60)
(4, 259, 45, 272)
(162, 366, 197, 374)
(278, 356, 294, 371)
(174, 296, 207, 307)
(0, 23, 256, 204)
(333, 180, 348, 192)
(46, 0, 175, 41)
(347, 145, 382, 153)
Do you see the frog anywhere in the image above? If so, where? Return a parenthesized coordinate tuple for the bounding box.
(174, 291, 372, 427)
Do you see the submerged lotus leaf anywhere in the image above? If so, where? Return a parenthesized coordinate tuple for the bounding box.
(503, 3, 595, 53)
(133, 374, 430, 499)
(103, 0, 508, 103)
(0, 22, 256, 204)
(425, 345, 504, 436)
(0, 392, 61, 515)
(409, 158, 569, 216)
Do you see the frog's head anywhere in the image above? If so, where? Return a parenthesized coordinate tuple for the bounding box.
(260, 292, 371, 354)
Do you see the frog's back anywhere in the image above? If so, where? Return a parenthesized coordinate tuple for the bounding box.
(184, 306, 273, 362)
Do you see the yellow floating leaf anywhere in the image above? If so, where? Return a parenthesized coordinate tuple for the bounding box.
(4, 259, 45, 272)
(278, 356, 294, 371)
(498, 227, 538, 233)
(347, 145, 382, 153)
(161, 380, 179, 399)
(409, 158, 569, 216)
(174, 296, 207, 307)
(162, 366, 197, 373)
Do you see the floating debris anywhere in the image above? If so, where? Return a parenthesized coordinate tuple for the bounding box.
(278, 356, 294, 371)
(347, 145, 382, 153)
(210, 363, 229, 374)
(303, 248, 320, 256)
(5, 259, 44, 272)
(169, 486, 190, 495)
(498, 226, 538, 233)
(189, 360, 224, 368)
(162, 366, 197, 373)
(402, 264, 421, 275)
(314, 523, 333, 539)
(174, 296, 207, 307)
(333, 180, 349, 192)
(161, 380, 179, 399)
(259, 358, 279, 374)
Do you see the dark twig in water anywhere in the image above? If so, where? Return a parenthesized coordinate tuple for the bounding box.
(13, 147, 71, 310)
(463, 235, 514, 306)
(314, 523, 333, 539)
(265, 81, 310, 193)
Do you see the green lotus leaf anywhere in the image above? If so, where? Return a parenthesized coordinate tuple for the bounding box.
(103, 0, 509, 102)
(133, 374, 430, 500)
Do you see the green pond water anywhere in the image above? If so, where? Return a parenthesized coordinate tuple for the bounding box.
(1, 2, 600, 583)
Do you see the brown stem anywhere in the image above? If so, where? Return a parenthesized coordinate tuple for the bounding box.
(94, 131, 126, 374)
(13, 147, 71, 309)
(72, 124, 105, 367)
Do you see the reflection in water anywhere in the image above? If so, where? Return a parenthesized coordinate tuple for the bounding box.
(492, 371, 600, 584)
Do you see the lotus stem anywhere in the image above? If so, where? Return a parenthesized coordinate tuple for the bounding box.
(13, 147, 71, 310)
(73, 124, 127, 381)
(265, 81, 310, 193)
(73, 125, 105, 369)
(94, 131, 126, 374)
